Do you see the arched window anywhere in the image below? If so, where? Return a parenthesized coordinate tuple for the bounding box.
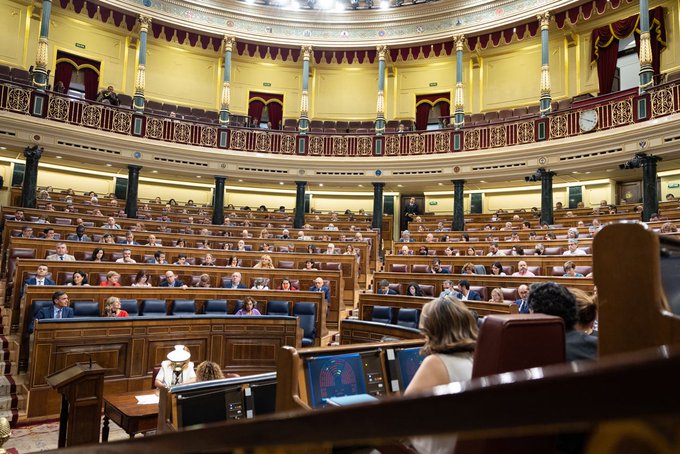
(248, 92, 284, 129)
(415, 93, 450, 131)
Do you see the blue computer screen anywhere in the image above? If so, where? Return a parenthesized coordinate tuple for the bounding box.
(396, 347, 424, 390)
(306, 353, 367, 408)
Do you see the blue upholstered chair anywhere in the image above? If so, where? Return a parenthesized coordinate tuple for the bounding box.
(266, 300, 290, 316)
(141, 299, 167, 316)
(73, 301, 100, 317)
(396, 308, 420, 329)
(119, 299, 139, 316)
(204, 299, 227, 315)
(371, 306, 395, 324)
(293, 302, 317, 347)
(171, 299, 196, 315)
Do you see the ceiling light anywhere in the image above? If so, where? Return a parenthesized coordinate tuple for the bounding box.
(105, 163, 112, 167)
(152, 170, 158, 173)
(279, 181, 284, 185)
(0, 146, 6, 150)
(238, 179, 243, 182)
(319, 183, 324, 187)
(358, 184, 364, 187)
(380, 0, 389, 8)
(437, 182, 443, 186)
(397, 184, 403, 187)
(479, 180, 486, 183)
(196, 175, 202, 178)
(55, 155, 62, 159)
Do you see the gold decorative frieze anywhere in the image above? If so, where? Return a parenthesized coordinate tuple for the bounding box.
(651, 88, 674, 118)
(146, 117, 164, 139)
(200, 126, 218, 147)
(464, 129, 480, 150)
(230, 129, 246, 150)
(433, 132, 450, 153)
(255, 131, 271, 151)
(173, 122, 191, 143)
(82, 105, 102, 128)
(308, 136, 324, 155)
(611, 99, 633, 126)
(489, 125, 506, 148)
(408, 134, 424, 154)
(7, 87, 30, 113)
(357, 137, 372, 156)
(280, 134, 296, 154)
(112, 111, 132, 133)
(549, 114, 568, 138)
(47, 95, 69, 121)
(331, 136, 348, 156)
(517, 121, 534, 144)
(385, 135, 400, 155)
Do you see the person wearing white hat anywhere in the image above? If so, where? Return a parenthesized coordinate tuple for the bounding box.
(154, 345, 197, 388)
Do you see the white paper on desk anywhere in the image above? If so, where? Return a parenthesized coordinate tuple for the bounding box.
(135, 394, 159, 405)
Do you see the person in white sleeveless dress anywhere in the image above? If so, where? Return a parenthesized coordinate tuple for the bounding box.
(405, 296, 479, 454)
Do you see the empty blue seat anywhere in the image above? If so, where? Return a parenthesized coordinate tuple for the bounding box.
(396, 308, 420, 329)
(371, 306, 394, 324)
(204, 299, 227, 315)
(171, 300, 196, 315)
(29, 300, 53, 332)
(141, 299, 167, 316)
(293, 302, 317, 347)
(267, 300, 290, 316)
(73, 301, 100, 318)
(120, 299, 139, 316)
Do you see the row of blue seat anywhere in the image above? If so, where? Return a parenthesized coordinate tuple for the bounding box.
(371, 306, 420, 329)
(32, 299, 318, 345)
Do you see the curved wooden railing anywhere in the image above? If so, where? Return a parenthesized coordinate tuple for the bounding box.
(1, 79, 679, 156)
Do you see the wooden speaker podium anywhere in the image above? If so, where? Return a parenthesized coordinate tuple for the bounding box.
(46, 362, 106, 447)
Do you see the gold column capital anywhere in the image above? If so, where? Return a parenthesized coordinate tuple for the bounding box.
(376, 44, 388, 60)
(538, 11, 551, 30)
(138, 15, 151, 33)
(301, 45, 313, 60)
(223, 36, 236, 52)
(453, 35, 466, 52)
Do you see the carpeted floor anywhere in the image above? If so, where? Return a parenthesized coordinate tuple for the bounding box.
(4, 418, 129, 452)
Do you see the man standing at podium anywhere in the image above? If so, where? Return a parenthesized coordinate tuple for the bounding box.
(31, 291, 74, 332)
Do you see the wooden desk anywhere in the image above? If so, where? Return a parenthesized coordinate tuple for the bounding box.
(102, 390, 159, 442)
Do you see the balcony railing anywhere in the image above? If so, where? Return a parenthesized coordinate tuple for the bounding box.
(1, 80, 678, 157)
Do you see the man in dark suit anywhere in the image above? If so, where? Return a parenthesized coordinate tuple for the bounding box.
(514, 284, 530, 314)
(223, 271, 247, 289)
(456, 279, 481, 301)
(160, 270, 187, 289)
(118, 230, 139, 246)
(146, 251, 168, 265)
(376, 279, 398, 295)
(66, 225, 91, 242)
(30, 291, 74, 333)
(23, 264, 56, 298)
(309, 277, 330, 302)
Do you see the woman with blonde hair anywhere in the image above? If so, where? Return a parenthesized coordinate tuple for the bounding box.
(489, 287, 504, 303)
(103, 296, 128, 317)
(195, 273, 211, 288)
(195, 361, 225, 382)
(253, 254, 275, 269)
(461, 262, 476, 275)
(405, 296, 478, 453)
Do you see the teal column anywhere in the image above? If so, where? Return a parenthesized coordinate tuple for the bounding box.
(453, 36, 465, 129)
(32, 0, 52, 89)
(538, 12, 552, 116)
(638, 0, 654, 92)
(298, 45, 312, 134)
(133, 16, 151, 113)
(219, 36, 234, 127)
(375, 45, 387, 135)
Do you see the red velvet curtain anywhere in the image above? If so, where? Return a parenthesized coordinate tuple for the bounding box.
(439, 101, 451, 126)
(54, 61, 75, 92)
(267, 102, 283, 130)
(415, 93, 451, 130)
(415, 104, 431, 131)
(591, 7, 666, 94)
(247, 100, 265, 126)
(82, 68, 99, 100)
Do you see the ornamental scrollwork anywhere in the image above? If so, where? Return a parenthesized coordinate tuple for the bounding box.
(517, 122, 534, 144)
(112, 111, 132, 133)
(357, 137, 372, 156)
(489, 126, 506, 148)
(200, 126, 218, 147)
(173, 122, 191, 143)
(433, 132, 450, 153)
(146, 117, 164, 139)
(47, 96, 69, 121)
(549, 114, 568, 138)
(464, 129, 480, 150)
(254, 131, 271, 152)
(384, 135, 400, 156)
(7, 87, 30, 113)
(332, 136, 348, 156)
(280, 134, 296, 154)
(308, 136, 324, 155)
(611, 99, 633, 126)
(82, 105, 102, 128)
(408, 134, 424, 154)
(230, 129, 246, 150)
(650, 88, 673, 118)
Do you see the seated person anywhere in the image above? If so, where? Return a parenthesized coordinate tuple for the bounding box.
(377, 279, 398, 295)
(155, 345, 196, 388)
(174, 254, 189, 266)
(278, 277, 298, 291)
(405, 296, 477, 453)
(160, 270, 188, 289)
(489, 287, 504, 303)
(253, 254, 275, 269)
(100, 271, 121, 287)
(33, 291, 74, 328)
(195, 273, 212, 288)
(302, 260, 318, 271)
(430, 259, 449, 274)
(251, 278, 269, 290)
(115, 248, 137, 263)
(563, 260, 584, 277)
(309, 277, 330, 303)
(223, 271, 247, 289)
(235, 296, 261, 316)
(405, 281, 424, 297)
(24, 264, 55, 289)
(456, 280, 481, 301)
(147, 251, 168, 265)
(96, 85, 120, 106)
(528, 282, 598, 361)
(104, 296, 128, 317)
(195, 361, 225, 382)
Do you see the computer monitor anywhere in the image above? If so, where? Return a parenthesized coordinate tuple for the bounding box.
(386, 346, 424, 393)
(305, 353, 367, 409)
(175, 386, 243, 428)
(245, 381, 277, 418)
